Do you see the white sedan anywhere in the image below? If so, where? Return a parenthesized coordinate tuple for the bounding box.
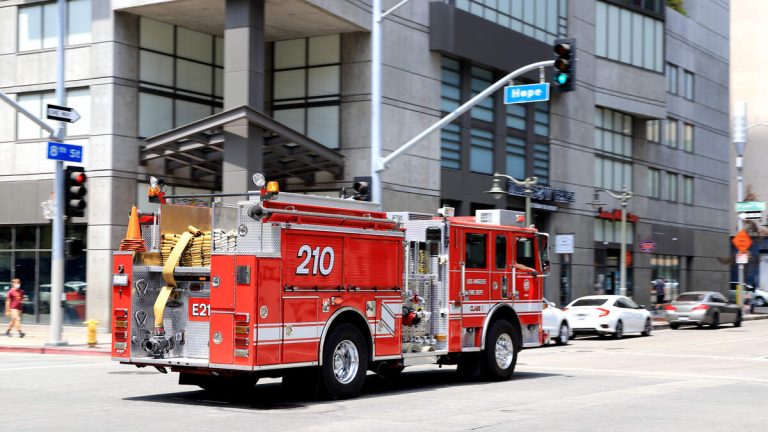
(542, 298, 572, 345)
(564, 295, 653, 339)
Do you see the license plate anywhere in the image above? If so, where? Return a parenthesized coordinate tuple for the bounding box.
(678, 316, 688, 320)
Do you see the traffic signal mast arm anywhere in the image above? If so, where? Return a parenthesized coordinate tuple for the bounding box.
(376, 59, 554, 173)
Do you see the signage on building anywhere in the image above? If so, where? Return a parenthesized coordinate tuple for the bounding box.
(46, 104, 81, 123)
(738, 212, 762, 220)
(503, 83, 550, 105)
(596, 208, 640, 223)
(507, 184, 575, 204)
(47, 142, 83, 163)
(555, 234, 574, 254)
(735, 201, 766, 213)
(638, 239, 656, 253)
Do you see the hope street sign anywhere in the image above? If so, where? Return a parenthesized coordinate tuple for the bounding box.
(735, 201, 766, 213)
(46, 104, 81, 123)
(503, 83, 550, 105)
(47, 141, 83, 163)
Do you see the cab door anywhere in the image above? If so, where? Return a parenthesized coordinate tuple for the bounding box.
(513, 235, 539, 302)
(460, 228, 492, 329)
(491, 233, 512, 302)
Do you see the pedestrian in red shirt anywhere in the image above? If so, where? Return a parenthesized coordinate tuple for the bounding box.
(4, 278, 26, 338)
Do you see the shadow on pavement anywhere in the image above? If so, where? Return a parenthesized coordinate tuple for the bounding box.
(123, 368, 560, 410)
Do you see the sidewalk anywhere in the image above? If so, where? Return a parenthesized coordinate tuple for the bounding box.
(0, 323, 111, 356)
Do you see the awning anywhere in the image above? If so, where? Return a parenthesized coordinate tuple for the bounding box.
(141, 105, 344, 188)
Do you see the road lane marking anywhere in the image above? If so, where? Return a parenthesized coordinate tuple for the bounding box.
(641, 335, 768, 352)
(517, 365, 768, 384)
(0, 362, 111, 372)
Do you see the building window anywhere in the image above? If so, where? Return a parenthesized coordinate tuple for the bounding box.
(651, 254, 681, 297)
(662, 171, 677, 201)
(454, 0, 568, 44)
(470, 128, 494, 174)
(667, 63, 678, 94)
(647, 168, 660, 199)
(441, 123, 462, 169)
(0, 224, 86, 324)
(17, 88, 90, 139)
(595, 157, 633, 192)
(682, 175, 694, 204)
(440, 56, 550, 183)
(646, 119, 660, 143)
(138, 18, 223, 138)
(683, 70, 695, 100)
(272, 35, 341, 149)
(683, 123, 693, 152)
(595, 1, 663, 72)
(595, 107, 633, 157)
(665, 118, 678, 149)
(594, 219, 635, 244)
(17, 0, 91, 51)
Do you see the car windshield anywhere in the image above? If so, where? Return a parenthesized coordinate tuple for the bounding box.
(676, 293, 704, 302)
(571, 298, 608, 307)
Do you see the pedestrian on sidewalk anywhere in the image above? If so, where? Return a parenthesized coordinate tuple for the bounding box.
(4, 278, 26, 338)
(654, 279, 666, 312)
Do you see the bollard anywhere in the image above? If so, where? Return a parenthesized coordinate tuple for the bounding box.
(83, 319, 99, 347)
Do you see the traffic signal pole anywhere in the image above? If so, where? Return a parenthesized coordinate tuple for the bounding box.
(48, 0, 68, 346)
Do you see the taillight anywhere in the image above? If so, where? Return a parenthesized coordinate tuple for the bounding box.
(562, 307, 568, 312)
(597, 307, 610, 317)
(693, 304, 709, 311)
(664, 305, 677, 311)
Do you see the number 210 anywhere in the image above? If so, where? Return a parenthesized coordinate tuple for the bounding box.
(296, 245, 335, 276)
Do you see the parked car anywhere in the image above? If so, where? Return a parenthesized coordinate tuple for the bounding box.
(665, 291, 741, 329)
(564, 295, 652, 339)
(542, 298, 572, 345)
(728, 282, 768, 307)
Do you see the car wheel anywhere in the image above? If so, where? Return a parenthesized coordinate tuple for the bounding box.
(709, 312, 720, 329)
(613, 321, 623, 339)
(320, 323, 368, 399)
(482, 319, 518, 381)
(734, 311, 742, 327)
(696, 323, 704, 329)
(555, 322, 570, 346)
(641, 318, 652, 336)
(669, 323, 679, 330)
(755, 297, 766, 307)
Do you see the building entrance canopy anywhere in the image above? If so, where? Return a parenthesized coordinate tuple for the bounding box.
(141, 105, 344, 187)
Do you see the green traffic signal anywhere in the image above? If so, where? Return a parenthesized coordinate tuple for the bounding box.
(552, 38, 576, 92)
(556, 73, 568, 85)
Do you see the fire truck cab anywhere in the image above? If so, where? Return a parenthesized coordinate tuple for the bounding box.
(111, 184, 549, 399)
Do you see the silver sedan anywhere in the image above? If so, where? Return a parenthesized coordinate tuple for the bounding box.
(664, 291, 742, 329)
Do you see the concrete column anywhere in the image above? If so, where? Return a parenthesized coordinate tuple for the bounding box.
(223, 0, 265, 194)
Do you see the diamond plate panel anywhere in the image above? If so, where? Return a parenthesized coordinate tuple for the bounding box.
(236, 202, 281, 255)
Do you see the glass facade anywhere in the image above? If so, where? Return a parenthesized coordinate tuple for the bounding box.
(647, 167, 660, 199)
(595, 1, 663, 72)
(662, 171, 677, 201)
(651, 254, 682, 299)
(17, 0, 91, 51)
(665, 118, 678, 148)
(0, 225, 86, 324)
(595, 107, 633, 192)
(17, 88, 91, 139)
(272, 35, 341, 149)
(440, 56, 550, 183)
(138, 17, 223, 138)
(683, 123, 694, 152)
(683, 176, 694, 205)
(453, 0, 568, 44)
(683, 70, 695, 100)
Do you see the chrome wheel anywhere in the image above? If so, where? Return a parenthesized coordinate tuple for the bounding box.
(495, 333, 514, 369)
(332, 340, 359, 384)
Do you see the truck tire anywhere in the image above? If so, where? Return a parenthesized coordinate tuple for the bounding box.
(320, 323, 368, 399)
(482, 320, 518, 381)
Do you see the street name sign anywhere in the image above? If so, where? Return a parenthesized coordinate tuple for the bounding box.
(735, 201, 766, 212)
(47, 142, 83, 163)
(732, 229, 752, 253)
(503, 83, 550, 105)
(738, 212, 762, 220)
(46, 104, 81, 123)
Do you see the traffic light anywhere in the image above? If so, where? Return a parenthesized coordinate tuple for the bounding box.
(553, 38, 576, 92)
(65, 165, 87, 218)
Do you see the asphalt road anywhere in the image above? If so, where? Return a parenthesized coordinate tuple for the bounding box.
(3, 321, 768, 432)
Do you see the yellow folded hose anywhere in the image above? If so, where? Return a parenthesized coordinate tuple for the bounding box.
(153, 225, 201, 328)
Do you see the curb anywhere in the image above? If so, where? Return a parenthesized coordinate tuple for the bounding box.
(0, 345, 110, 356)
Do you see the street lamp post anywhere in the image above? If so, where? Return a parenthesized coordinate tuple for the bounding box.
(485, 173, 538, 226)
(592, 185, 633, 297)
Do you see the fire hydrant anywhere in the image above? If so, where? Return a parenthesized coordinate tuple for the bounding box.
(83, 319, 99, 347)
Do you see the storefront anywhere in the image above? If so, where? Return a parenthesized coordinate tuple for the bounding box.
(593, 212, 636, 297)
(0, 224, 86, 324)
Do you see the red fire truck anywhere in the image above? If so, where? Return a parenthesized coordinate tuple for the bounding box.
(111, 178, 550, 399)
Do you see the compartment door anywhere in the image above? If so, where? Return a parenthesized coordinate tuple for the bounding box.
(211, 254, 235, 310)
(209, 312, 234, 365)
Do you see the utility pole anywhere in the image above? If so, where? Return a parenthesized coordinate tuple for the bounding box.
(48, 0, 68, 346)
(592, 186, 633, 297)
